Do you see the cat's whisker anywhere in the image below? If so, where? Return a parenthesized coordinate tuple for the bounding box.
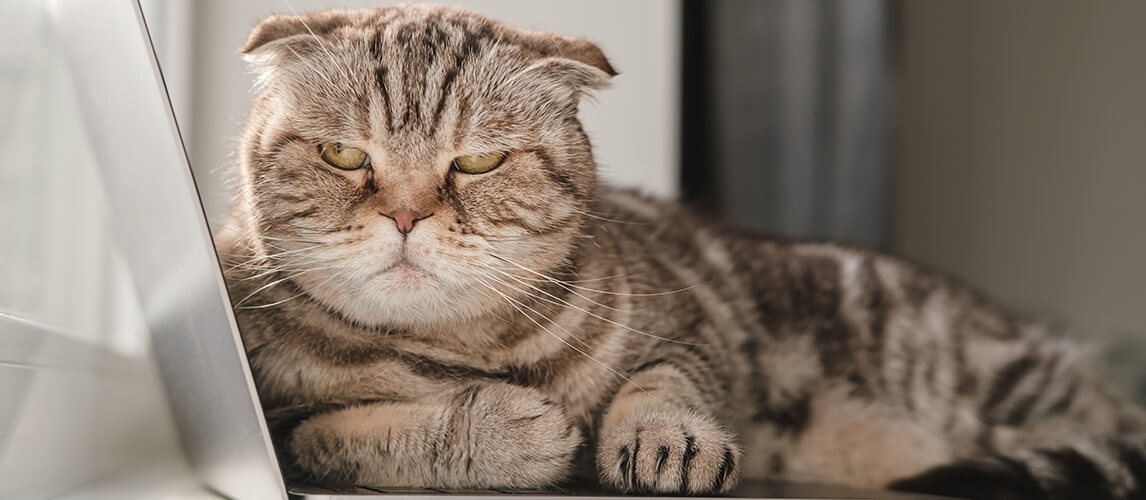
(480, 273, 603, 344)
(227, 257, 320, 278)
(481, 266, 701, 346)
(485, 265, 623, 313)
(475, 276, 590, 350)
(572, 208, 647, 225)
(273, 42, 344, 96)
(272, 220, 358, 235)
(237, 272, 339, 310)
(481, 270, 575, 308)
(281, 0, 343, 82)
(234, 262, 312, 281)
(461, 282, 517, 324)
(481, 235, 536, 243)
(549, 271, 630, 284)
(234, 266, 333, 307)
(237, 248, 329, 274)
(257, 245, 325, 261)
(489, 253, 699, 297)
(236, 291, 308, 310)
(486, 267, 632, 285)
(474, 277, 640, 389)
(571, 282, 697, 298)
(225, 244, 324, 272)
(256, 234, 327, 245)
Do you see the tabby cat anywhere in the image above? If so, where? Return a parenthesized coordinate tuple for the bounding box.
(216, 5, 1146, 499)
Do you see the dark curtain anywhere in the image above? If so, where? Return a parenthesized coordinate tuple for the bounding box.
(682, 0, 893, 250)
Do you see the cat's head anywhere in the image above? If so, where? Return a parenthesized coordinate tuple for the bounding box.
(234, 5, 614, 328)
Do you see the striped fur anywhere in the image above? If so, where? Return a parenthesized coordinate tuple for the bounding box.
(218, 5, 1146, 498)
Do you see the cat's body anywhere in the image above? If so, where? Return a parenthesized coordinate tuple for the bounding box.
(220, 5, 1146, 499)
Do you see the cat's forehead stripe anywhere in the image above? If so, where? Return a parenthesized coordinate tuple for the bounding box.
(374, 66, 393, 134)
(364, 15, 501, 144)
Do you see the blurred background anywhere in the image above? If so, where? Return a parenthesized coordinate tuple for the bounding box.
(1, 0, 1144, 497)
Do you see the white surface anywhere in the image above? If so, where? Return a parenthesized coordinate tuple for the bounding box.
(175, 0, 681, 229)
(0, 318, 186, 499)
(51, 458, 220, 500)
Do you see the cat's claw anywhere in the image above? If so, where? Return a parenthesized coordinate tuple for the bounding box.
(597, 410, 740, 495)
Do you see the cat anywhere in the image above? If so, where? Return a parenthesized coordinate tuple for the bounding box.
(215, 5, 1146, 499)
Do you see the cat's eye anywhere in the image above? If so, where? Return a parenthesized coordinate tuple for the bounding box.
(320, 143, 370, 170)
(452, 152, 506, 174)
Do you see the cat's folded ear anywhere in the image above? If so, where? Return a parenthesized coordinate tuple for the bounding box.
(238, 12, 356, 88)
(547, 36, 618, 80)
(510, 35, 618, 98)
(239, 11, 354, 55)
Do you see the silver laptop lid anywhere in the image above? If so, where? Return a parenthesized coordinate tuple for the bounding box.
(50, 0, 286, 498)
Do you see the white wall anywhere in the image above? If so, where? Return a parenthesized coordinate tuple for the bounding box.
(896, 2, 1146, 394)
(180, 0, 680, 228)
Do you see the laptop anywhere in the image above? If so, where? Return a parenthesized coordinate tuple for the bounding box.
(51, 0, 949, 498)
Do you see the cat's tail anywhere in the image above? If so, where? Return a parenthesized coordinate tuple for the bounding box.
(889, 435, 1146, 500)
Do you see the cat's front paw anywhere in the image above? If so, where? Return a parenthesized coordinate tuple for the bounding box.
(288, 383, 580, 489)
(597, 409, 740, 495)
(462, 383, 582, 488)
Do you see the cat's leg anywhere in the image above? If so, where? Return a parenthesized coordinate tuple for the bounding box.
(887, 336, 1146, 500)
(890, 414, 1146, 500)
(595, 360, 741, 494)
(290, 382, 581, 488)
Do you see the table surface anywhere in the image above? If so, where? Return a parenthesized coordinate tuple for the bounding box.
(292, 480, 956, 500)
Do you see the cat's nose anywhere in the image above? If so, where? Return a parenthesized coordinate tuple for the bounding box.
(385, 209, 428, 235)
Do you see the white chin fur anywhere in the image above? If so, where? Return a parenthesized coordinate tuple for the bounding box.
(281, 219, 563, 329)
(297, 262, 493, 329)
(285, 227, 497, 328)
